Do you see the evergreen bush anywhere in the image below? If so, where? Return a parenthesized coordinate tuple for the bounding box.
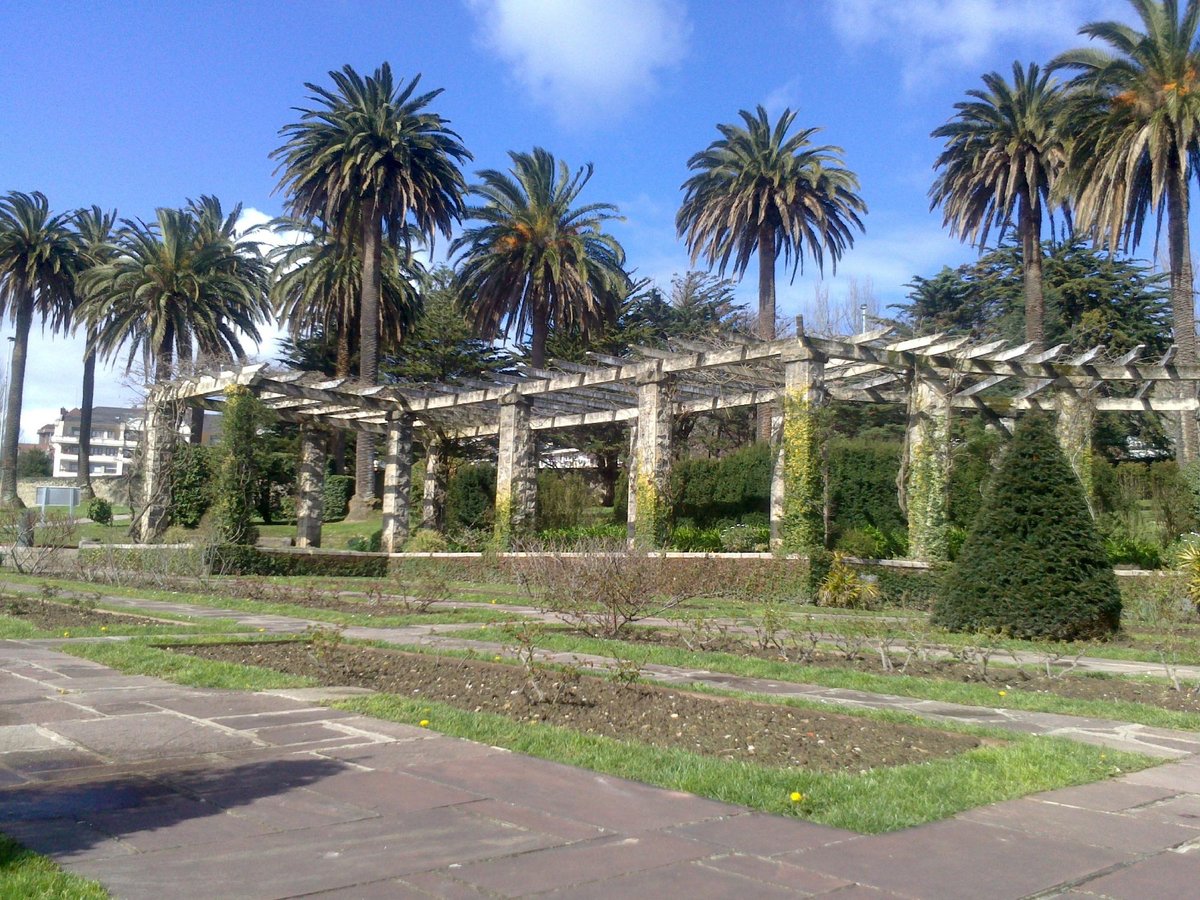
(322, 475, 354, 522)
(933, 412, 1121, 640)
(212, 386, 268, 545)
(671, 443, 772, 526)
(169, 443, 215, 528)
(86, 497, 113, 527)
(826, 437, 904, 535)
(446, 463, 495, 530)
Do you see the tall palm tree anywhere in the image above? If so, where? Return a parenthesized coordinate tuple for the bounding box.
(0, 192, 78, 506)
(270, 219, 424, 380)
(70, 206, 119, 499)
(930, 62, 1069, 346)
(677, 106, 867, 344)
(453, 147, 630, 367)
(77, 205, 270, 383)
(1052, 0, 1200, 460)
(272, 62, 471, 516)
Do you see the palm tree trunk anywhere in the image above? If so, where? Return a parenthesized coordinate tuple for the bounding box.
(531, 303, 549, 369)
(1020, 196, 1045, 348)
(77, 348, 96, 501)
(349, 205, 382, 519)
(1167, 164, 1198, 463)
(331, 322, 351, 474)
(757, 221, 777, 441)
(187, 405, 204, 446)
(0, 294, 33, 507)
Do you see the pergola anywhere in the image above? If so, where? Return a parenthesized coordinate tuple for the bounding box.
(133, 321, 1199, 560)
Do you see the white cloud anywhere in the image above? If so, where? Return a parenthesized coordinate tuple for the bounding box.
(466, 0, 689, 125)
(824, 0, 1130, 91)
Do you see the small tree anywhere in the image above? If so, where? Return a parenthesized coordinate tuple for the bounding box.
(933, 412, 1120, 640)
(16, 447, 52, 478)
(212, 386, 268, 545)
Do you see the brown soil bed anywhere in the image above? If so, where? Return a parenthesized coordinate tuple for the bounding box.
(0, 597, 186, 632)
(632, 629, 1200, 713)
(174, 641, 981, 772)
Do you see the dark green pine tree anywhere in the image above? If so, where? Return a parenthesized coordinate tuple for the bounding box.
(933, 412, 1120, 640)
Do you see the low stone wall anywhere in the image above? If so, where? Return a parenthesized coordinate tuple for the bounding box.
(17, 478, 132, 508)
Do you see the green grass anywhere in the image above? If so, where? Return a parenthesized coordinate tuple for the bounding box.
(256, 515, 383, 548)
(65, 639, 316, 691)
(0, 600, 249, 640)
(334, 693, 1152, 833)
(0, 833, 108, 899)
(0, 575, 520, 629)
(450, 626, 1200, 732)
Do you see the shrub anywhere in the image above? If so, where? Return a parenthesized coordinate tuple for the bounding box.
(86, 497, 113, 527)
(671, 443, 772, 527)
(322, 475, 354, 522)
(346, 529, 382, 552)
(514, 539, 702, 637)
(718, 523, 770, 552)
(537, 471, 591, 530)
(17, 447, 52, 478)
(826, 437, 904, 535)
(446, 463, 495, 530)
(170, 442, 215, 529)
(669, 524, 722, 552)
(933, 412, 1121, 640)
(403, 528, 449, 553)
(817, 551, 882, 609)
(1105, 534, 1162, 569)
(212, 386, 267, 545)
(209, 545, 388, 578)
(537, 523, 626, 548)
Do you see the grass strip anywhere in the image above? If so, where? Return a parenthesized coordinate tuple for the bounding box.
(1, 575, 518, 629)
(65, 640, 316, 691)
(452, 627, 1200, 732)
(333, 693, 1151, 834)
(0, 834, 108, 900)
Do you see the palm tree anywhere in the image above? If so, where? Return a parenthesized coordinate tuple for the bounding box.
(77, 205, 270, 383)
(70, 206, 119, 499)
(930, 62, 1069, 346)
(453, 147, 630, 367)
(677, 106, 867, 344)
(272, 62, 471, 516)
(270, 220, 424, 380)
(0, 192, 78, 506)
(1052, 0, 1200, 460)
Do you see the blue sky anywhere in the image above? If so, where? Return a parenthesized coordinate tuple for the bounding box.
(0, 0, 1134, 439)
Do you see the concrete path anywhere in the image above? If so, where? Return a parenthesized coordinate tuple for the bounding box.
(3, 641, 1200, 899)
(17, 584, 1200, 758)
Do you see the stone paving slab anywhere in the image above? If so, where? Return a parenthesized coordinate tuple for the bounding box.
(6, 624, 1200, 897)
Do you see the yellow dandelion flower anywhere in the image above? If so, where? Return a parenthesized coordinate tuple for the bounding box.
(419, 719, 430, 727)
(789, 791, 803, 803)
(998, 690, 1007, 697)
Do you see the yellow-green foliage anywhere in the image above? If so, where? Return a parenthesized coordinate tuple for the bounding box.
(817, 551, 882, 608)
(906, 405, 950, 562)
(780, 390, 823, 552)
(634, 469, 669, 548)
(492, 489, 514, 549)
(1176, 544, 1200, 609)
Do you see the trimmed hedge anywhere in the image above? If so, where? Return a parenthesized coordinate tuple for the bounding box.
(322, 475, 354, 522)
(933, 413, 1121, 640)
(210, 545, 389, 578)
(672, 443, 772, 527)
(827, 438, 904, 535)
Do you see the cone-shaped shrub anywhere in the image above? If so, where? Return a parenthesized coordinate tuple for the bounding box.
(932, 412, 1120, 640)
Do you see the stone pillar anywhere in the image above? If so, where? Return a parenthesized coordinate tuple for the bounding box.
(494, 392, 537, 548)
(772, 352, 825, 553)
(381, 415, 414, 553)
(295, 424, 326, 548)
(129, 394, 178, 543)
(421, 434, 447, 532)
(1056, 387, 1095, 515)
(904, 370, 952, 563)
(627, 369, 673, 549)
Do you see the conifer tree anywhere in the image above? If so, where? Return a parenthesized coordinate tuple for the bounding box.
(933, 412, 1120, 640)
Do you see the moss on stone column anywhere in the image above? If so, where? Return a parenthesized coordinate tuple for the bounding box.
(905, 375, 951, 563)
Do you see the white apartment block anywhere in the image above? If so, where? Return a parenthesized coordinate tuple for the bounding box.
(48, 407, 143, 478)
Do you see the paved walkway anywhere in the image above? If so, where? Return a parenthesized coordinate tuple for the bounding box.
(2, 641, 1200, 899)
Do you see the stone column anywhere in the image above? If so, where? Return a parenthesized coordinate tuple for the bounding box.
(627, 368, 673, 549)
(295, 424, 326, 548)
(381, 415, 414, 553)
(494, 392, 537, 548)
(771, 351, 826, 553)
(1056, 387, 1095, 515)
(129, 394, 178, 543)
(421, 433, 447, 533)
(904, 369, 952, 563)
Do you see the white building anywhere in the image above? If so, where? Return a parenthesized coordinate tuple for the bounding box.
(48, 407, 143, 478)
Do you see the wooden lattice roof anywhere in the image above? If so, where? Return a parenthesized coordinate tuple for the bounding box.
(154, 326, 1200, 438)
